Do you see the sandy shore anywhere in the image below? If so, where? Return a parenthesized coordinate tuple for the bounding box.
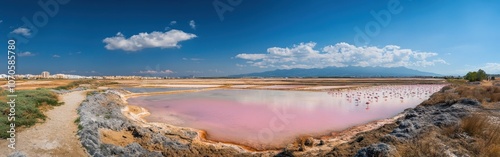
(0, 91, 88, 157)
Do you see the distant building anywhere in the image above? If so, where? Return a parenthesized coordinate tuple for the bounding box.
(55, 74, 65, 79)
(41, 71, 50, 78)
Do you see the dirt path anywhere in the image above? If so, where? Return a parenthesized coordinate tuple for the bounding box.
(0, 91, 88, 157)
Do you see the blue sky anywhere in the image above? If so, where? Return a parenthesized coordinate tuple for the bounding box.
(1, 0, 499, 76)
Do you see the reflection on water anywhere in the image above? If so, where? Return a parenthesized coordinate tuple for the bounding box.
(127, 84, 445, 150)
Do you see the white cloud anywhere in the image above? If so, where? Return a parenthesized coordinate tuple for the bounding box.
(62, 70, 77, 73)
(103, 29, 197, 52)
(52, 55, 61, 58)
(165, 21, 177, 30)
(235, 54, 267, 60)
(18, 51, 35, 57)
(477, 63, 500, 74)
(458, 63, 500, 75)
(11, 27, 31, 37)
(236, 42, 447, 69)
(182, 57, 203, 61)
(189, 20, 196, 30)
(139, 70, 174, 74)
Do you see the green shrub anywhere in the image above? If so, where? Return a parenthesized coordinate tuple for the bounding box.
(74, 117, 80, 124)
(0, 88, 60, 138)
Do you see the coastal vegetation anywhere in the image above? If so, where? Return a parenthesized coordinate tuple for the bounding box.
(54, 80, 119, 90)
(54, 80, 94, 90)
(0, 88, 61, 138)
(464, 69, 488, 82)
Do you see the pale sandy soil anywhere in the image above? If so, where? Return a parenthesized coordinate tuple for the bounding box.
(230, 85, 260, 88)
(141, 84, 222, 88)
(302, 85, 355, 90)
(0, 80, 74, 90)
(0, 91, 88, 157)
(255, 85, 306, 89)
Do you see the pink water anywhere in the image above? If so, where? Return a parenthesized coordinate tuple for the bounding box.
(127, 85, 445, 150)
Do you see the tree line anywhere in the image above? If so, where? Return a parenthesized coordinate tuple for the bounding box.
(464, 69, 491, 82)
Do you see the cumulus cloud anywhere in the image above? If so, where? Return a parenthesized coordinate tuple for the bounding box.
(18, 51, 35, 57)
(235, 42, 447, 69)
(103, 29, 197, 52)
(52, 55, 61, 58)
(189, 20, 196, 30)
(476, 63, 500, 74)
(11, 27, 31, 37)
(182, 58, 203, 61)
(235, 54, 267, 60)
(165, 21, 178, 30)
(139, 70, 174, 74)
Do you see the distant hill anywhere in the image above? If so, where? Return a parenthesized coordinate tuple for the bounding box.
(230, 66, 440, 78)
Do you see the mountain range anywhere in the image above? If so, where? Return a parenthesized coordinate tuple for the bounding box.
(230, 66, 440, 78)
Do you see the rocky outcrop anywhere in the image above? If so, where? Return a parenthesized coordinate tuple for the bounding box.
(354, 143, 399, 157)
(389, 99, 480, 140)
(7, 151, 26, 157)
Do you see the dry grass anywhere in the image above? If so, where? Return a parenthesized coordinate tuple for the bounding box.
(446, 79, 468, 85)
(420, 87, 461, 106)
(401, 138, 446, 157)
(420, 84, 500, 109)
(461, 114, 500, 157)
(0, 80, 75, 90)
(462, 114, 490, 137)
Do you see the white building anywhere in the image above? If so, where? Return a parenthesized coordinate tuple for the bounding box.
(41, 71, 50, 78)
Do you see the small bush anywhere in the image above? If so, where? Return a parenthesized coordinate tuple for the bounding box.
(74, 117, 80, 124)
(78, 124, 83, 131)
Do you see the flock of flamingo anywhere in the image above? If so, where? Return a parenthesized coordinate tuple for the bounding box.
(327, 85, 446, 110)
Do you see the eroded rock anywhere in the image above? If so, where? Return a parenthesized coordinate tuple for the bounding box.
(354, 143, 399, 157)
